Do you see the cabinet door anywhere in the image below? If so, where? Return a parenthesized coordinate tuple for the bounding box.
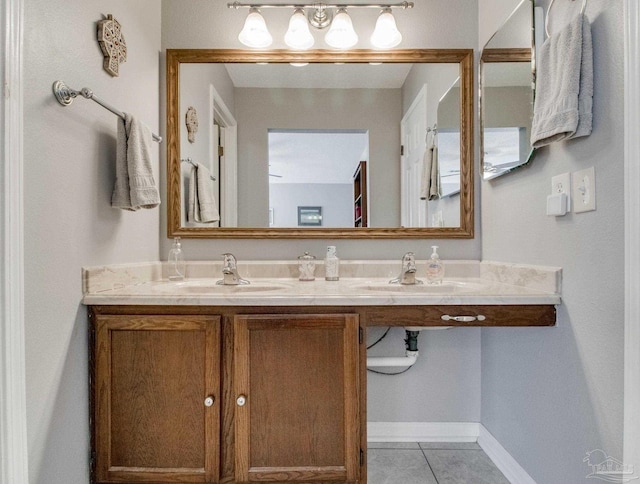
(93, 314, 220, 483)
(234, 314, 360, 483)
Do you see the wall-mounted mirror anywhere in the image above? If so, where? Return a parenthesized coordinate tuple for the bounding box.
(480, 0, 536, 180)
(167, 49, 473, 238)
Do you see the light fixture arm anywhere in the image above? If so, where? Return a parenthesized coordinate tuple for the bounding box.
(227, 2, 414, 11)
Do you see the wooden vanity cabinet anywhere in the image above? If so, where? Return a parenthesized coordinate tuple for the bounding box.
(90, 303, 554, 484)
(233, 314, 361, 483)
(90, 308, 364, 484)
(91, 312, 221, 483)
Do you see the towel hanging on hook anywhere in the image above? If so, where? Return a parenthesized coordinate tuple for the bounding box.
(426, 124, 438, 143)
(545, 0, 587, 38)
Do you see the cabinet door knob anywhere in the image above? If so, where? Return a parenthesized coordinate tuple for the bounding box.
(236, 395, 247, 407)
(204, 396, 215, 407)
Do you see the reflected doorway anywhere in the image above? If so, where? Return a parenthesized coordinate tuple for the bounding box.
(268, 130, 369, 228)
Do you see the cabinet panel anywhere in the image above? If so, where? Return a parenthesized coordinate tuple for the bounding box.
(234, 314, 360, 483)
(93, 314, 220, 483)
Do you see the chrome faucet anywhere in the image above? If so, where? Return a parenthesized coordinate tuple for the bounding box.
(389, 252, 423, 285)
(216, 253, 250, 285)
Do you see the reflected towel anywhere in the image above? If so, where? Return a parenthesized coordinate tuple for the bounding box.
(420, 134, 441, 201)
(111, 113, 161, 210)
(188, 163, 220, 223)
(531, 13, 593, 147)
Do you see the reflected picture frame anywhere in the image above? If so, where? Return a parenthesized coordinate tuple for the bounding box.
(298, 206, 323, 226)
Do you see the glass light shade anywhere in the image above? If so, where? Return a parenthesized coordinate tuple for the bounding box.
(325, 9, 358, 49)
(238, 9, 273, 48)
(370, 9, 402, 49)
(285, 9, 315, 50)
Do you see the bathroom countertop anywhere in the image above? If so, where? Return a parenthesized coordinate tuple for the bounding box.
(82, 260, 562, 307)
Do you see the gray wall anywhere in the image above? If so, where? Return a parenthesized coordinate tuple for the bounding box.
(23, 1, 161, 482)
(479, 0, 625, 482)
(235, 87, 401, 228)
(367, 327, 481, 422)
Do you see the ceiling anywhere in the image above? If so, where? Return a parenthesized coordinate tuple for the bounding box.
(225, 62, 414, 89)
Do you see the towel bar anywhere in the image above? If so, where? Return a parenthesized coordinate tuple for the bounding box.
(545, 0, 587, 38)
(181, 158, 216, 181)
(52, 80, 162, 143)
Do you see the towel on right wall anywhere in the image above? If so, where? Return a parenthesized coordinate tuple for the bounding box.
(530, 12, 593, 148)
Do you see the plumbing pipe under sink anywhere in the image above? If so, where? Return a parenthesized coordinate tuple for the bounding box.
(367, 350, 418, 368)
(366, 326, 452, 368)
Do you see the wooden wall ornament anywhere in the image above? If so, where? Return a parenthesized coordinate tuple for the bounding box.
(186, 106, 199, 143)
(97, 15, 127, 77)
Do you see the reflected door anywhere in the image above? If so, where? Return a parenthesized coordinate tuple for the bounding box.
(401, 85, 428, 228)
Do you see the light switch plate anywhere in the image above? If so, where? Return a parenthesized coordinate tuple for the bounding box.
(551, 172, 571, 213)
(572, 167, 596, 213)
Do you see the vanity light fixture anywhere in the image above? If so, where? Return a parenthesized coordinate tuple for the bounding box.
(370, 8, 402, 49)
(238, 8, 273, 48)
(285, 8, 315, 49)
(228, 2, 414, 49)
(325, 8, 358, 49)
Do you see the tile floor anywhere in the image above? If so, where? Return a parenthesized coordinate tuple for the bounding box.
(367, 442, 510, 484)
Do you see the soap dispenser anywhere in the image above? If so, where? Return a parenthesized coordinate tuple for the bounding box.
(168, 237, 186, 281)
(324, 246, 340, 281)
(425, 245, 444, 285)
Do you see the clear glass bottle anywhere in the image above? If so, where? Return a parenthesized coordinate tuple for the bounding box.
(298, 251, 316, 281)
(425, 245, 444, 285)
(325, 246, 340, 281)
(168, 237, 186, 281)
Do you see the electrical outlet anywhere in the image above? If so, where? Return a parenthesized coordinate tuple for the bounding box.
(551, 172, 571, 212)
(572, 167, 596, 213)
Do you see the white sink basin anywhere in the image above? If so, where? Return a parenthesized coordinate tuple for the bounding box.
(153, 279, 291, 294)
(352, 280, 483, 294)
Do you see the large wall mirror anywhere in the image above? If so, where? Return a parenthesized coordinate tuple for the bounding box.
(480, 0, 536, 180)
(167, 49, 473, 239)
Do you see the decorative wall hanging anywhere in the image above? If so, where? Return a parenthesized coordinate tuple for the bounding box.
(186, 106, 199, 143)
(97, 14, 127, 77)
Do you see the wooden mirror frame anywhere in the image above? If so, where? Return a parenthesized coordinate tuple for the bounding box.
(166, 49, 474, 239)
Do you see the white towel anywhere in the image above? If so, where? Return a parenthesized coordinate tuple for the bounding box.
(420, 133, 441, 201)
(111, 113, 161, 210)
(188, 163, 220, 223)
(531, 13, 593, 147)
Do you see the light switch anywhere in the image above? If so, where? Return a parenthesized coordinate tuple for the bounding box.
(572, 167, 596, 213)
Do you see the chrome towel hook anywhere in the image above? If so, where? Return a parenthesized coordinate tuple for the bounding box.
(545, 0, 587, 38)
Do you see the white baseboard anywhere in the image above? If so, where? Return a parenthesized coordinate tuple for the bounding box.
(367, 421, 480, 442)
(478, 425, 537, 484)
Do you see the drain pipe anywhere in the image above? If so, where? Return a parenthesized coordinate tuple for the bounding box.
(366, 329, 420, 368)
(366, 326, 453, 368)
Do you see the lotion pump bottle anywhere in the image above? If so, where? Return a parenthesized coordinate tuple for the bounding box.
(325, 246, 340, 281)
(425, 245, 444, 285)
(168, 237, 186, 281)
